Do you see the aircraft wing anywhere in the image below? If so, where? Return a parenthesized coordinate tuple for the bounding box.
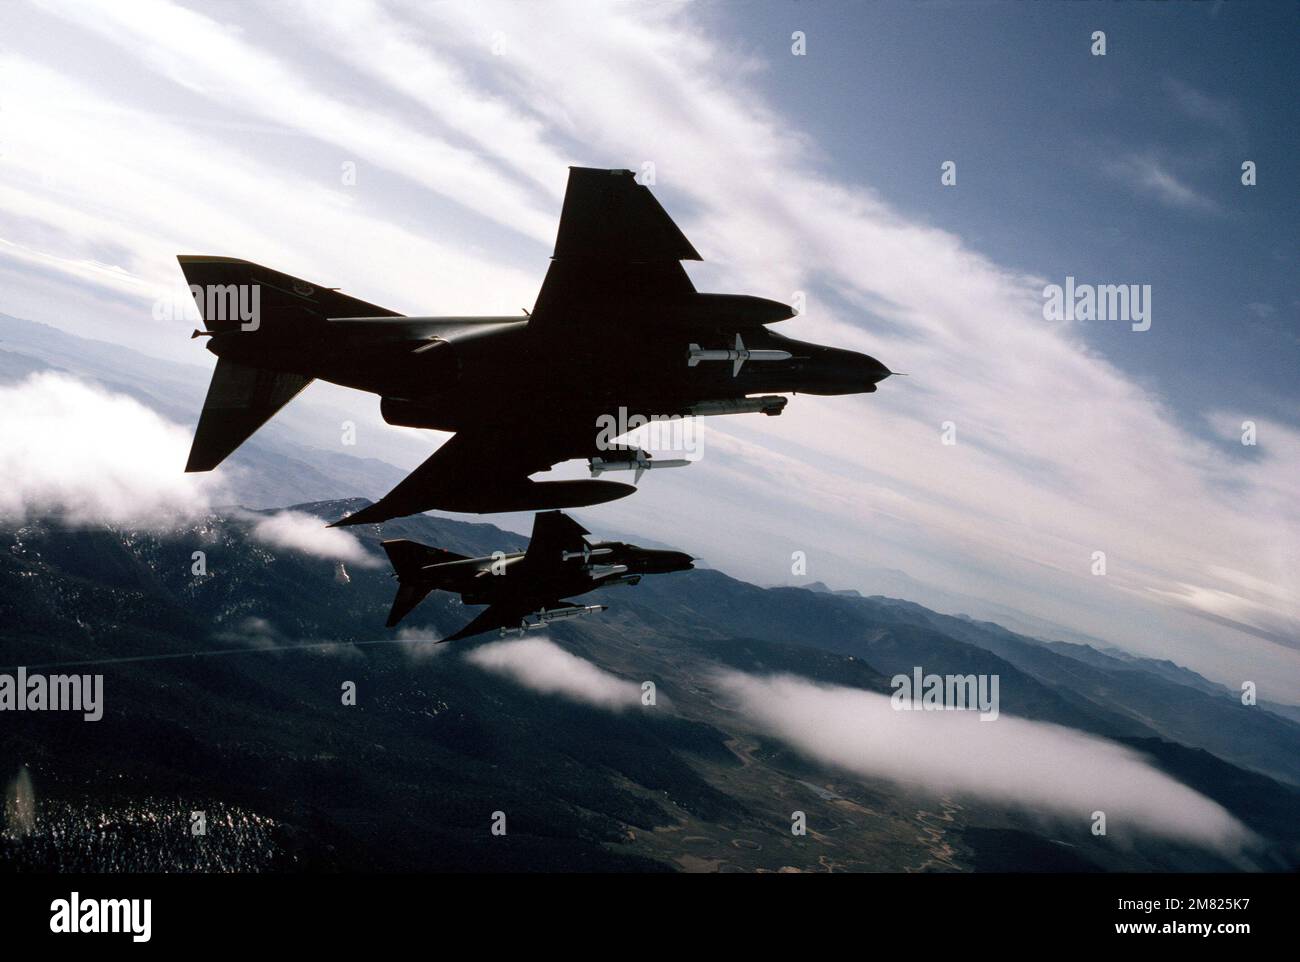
(530, 167, 700, 325)
(331, 421, 633, 525)
(523, 511, 592, 564)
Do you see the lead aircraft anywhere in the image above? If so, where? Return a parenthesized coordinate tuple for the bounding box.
(179, 167, 892, 525)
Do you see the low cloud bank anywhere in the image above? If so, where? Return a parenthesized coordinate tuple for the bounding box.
(247, 509, 380, 567)
(716, 670, 1253, 854)
(212, 615, 283, 651)
(0, 372, 217, 524)
(395, 627, 448, 661)
(464, 637, 643, 711)
(0, 374, 380, 568)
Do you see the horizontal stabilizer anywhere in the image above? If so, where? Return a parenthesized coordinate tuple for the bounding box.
(387, 582, 435, 628)
(186, 359, 312, 472)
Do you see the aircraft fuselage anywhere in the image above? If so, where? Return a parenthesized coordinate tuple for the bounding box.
(410, 540, 693, 608)
(205, 314, 891, 434)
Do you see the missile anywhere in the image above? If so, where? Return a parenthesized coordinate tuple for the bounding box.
(561, 543, 613, 562)
(600, 574, 643, 588)
(687, 333, 792, 376)
(586, 564, 629, 579)
(590, 448, 691, 483)
(499, 604, 608, 636)
(534, 603, 606, 624)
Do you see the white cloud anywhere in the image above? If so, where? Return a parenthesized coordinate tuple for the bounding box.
(247, 509, 381, 568)
(1103, 154, 1218, 212)
(1162, 77, 1242, 133)
(0, 372, 218, 525)
(717, 670, 1254, 855)
(212, 615, 282, 652)
(28, 0, 558, 245)
(464, 637, 644, 711)
(395, 626, 449, 661)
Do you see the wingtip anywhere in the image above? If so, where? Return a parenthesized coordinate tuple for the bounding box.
(328, 515, 368, 528)
(330, 506, 383, 528)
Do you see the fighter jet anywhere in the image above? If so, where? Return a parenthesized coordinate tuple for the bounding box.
(178, 167, 892, 525)
(381, 510, 694, 640)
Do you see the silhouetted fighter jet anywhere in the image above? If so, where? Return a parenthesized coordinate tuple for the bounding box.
(179, 167, 892, 524)
(381, 510, 693, 640)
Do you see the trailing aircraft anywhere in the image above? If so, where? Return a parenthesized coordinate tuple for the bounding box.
(381, 510, 693, 640)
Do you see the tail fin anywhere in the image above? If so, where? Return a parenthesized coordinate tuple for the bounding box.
(178, 255, 400, 333)
(178, 255, 401, 471)
(381, 539, 469, 627)
(381, 539, 468, 576)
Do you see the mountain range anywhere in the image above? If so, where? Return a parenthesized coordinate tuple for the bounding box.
(1, 499, 1297, 872)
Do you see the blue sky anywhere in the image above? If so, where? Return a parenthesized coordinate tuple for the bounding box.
(0, 0, 1295, 698)
(741, 0, 1299, 425)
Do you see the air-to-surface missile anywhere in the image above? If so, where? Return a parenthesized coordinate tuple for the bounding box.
(687, 332, 793, 377)
(589, 448, 692, 483)
(499, 604, 608, 637)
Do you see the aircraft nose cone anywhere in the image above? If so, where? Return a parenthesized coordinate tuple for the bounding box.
(864, 354, 892, 384)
